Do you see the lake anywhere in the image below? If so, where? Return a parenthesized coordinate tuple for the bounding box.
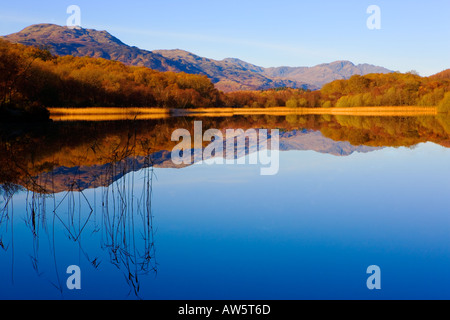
(0, 114, 449, 300)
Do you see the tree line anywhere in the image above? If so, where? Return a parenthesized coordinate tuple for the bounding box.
(226, 72, 450, 111)
(3, 113, 450, 190)
(0, 39, 221, 115)
(1, 39, 450, 120)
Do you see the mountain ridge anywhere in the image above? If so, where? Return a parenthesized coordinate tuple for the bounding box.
(2, 23, 393, 91)
(262, 60, 392, 87)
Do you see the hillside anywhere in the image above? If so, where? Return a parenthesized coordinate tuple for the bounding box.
(2, 24, 392, 91)
(430, 69, 450, 80)
(2, 24, 309, 92)
(0, 39, 224, 113)
(1, 24, 182, 71)
(152, 49, 308, 92)
(2, 37, 450, 115)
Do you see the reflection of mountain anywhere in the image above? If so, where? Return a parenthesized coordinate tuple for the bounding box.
(35, 151, 180, 193)
(279, 130, 379, 156)
(2, 114, 450, 193)
(0, 156, 157, 299)
(33, 129, 380, 193)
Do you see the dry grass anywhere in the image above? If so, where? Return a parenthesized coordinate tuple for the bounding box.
(49, 106, 438, 121)
(296, 106, 438, 116)
(50, 113, 170, 122)
(178, 106, 438, 117)
(49, 107, 170, 115)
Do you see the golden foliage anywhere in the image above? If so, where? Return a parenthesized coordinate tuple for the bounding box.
(1, 38, 450, 116)
(0, 39, 221, 111)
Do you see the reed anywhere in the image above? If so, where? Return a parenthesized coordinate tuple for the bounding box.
(50, 113, 170, 122)
(177, 106, 438, 117)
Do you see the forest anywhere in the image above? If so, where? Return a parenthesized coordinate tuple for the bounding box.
(225, 71, 450, 111)
(0, 39, 221, 119)
(1, 39, 450, 121)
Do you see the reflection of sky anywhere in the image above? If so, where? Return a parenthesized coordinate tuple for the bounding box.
(1, 143, 449, 299)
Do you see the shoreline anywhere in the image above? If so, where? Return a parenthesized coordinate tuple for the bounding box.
(48, 106, 439, 121)
(175, 106, 438, 116)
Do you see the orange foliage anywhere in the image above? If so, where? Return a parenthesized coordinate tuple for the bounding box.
(2, 38, 450, 115)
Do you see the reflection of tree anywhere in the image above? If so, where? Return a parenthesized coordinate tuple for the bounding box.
(3, 115, 450, 191)
(0, 135, 158, 299)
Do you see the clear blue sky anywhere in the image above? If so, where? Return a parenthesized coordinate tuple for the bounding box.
(1, 0, 449, 76)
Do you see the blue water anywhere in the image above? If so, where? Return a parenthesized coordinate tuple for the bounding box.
(0, 141, 449, 300)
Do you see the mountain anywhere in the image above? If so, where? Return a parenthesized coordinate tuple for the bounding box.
(1, 24, 309, 92)
(262, 61, 393, 87)
(1, 24, 183, 71)
(2, 24, 392, 91)
(151, 49, 308, 92)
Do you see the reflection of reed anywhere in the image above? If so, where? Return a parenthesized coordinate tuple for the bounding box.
(100, 147, 157, 297)
(25, 191, 46, 278)
(0, 185, 14, 252)
(0, 183, 22, 285)
(0, 131, 158, 299)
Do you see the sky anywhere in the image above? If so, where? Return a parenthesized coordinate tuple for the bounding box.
(0, 0, 449, 76)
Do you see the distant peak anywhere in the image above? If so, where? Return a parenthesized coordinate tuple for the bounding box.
(319, 60, 355, 67)
(21, 23, 58, 30)
(221, 58, 264, 72)
(222, 57, 244, 63)
(156, 49, 191, 54)
(8, 23, 125, 46)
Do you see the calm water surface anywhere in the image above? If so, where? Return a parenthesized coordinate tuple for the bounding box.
(0, 115, 449, 300)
